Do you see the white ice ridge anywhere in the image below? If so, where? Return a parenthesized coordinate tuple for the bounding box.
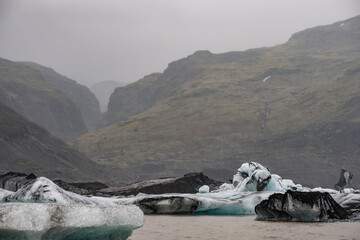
(0, 188, 13, 200)
(5, 177, 113, 205)
(262, 75, 271, 82)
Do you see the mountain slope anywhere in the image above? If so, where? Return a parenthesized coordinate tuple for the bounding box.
(0, 58, 87, 141)
(0, 102, 105, 182)
(90, 81, 127, 113)
(21, 62, 102, 130)
(72, 16, 360, 187)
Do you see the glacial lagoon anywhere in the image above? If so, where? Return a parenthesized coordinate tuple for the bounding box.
(129, 215, 360, 240)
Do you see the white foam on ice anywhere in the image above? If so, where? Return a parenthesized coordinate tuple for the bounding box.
(0, 202, 144, 232)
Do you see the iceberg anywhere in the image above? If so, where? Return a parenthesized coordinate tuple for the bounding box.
(1, 162, 359, 229)
(255, 190, 349, 222)
(198, 185, 210, 193)
(110, 162, 359, 219)
(114, 190, 275, 215)
(5, 177, 112, 205)
(0, 203, 144, 240)
(0, 177, 144, 239)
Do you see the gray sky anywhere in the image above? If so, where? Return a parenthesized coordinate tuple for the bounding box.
(0, 0, 359, 86)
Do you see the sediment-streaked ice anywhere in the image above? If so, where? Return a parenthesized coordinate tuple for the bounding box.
(5, 177, 113, 205)
(112, 162, 359, 217)
(0, 188, 13, 201)
(115, 191, 276, 215)
(0, 177, 144, 239)
(0, 203, 144, 240)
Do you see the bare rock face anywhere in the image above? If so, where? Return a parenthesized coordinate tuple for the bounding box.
(0, 172, 37, 192)
(255, 190, 349, 222)
(99, 172, 222, 196)
(334, 169, 353, 191)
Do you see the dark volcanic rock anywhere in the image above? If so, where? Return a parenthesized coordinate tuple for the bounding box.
(69, 182, 109, 192)
(53, 180, 90, 195)
(255, 190, 349, 222)
(135, 196, 198, 214)
(334, 169, 353, 191)
(0, 172, 37, 192)
(100, 172, 222, 196)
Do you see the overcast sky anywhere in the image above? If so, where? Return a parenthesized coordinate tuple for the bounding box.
(0, 0, 359, 86)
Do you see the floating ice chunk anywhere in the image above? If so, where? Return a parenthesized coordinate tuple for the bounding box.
(262, 75, 271, 82)
(0, 188, 13, 201)
(311, 187, 339, 194)
(331, 192, 360, 212)
(199, 185, 210, 193)
(264, 175, 284, 191)
(232, 172, 242, 187)
(195, 191, 274, 215)
(343, 188, 355, 194)
(235, 168, 271, 192)
(255, 191, 349, 222)
(5, 177, 114, 205)
(340, 22, 345, 27)
(0, 202, 144, 240)
(237, 162, 268, 179)
(136, 196, 198, 214)
(123, 191, 276, 215)
(218, 183, 235, 192)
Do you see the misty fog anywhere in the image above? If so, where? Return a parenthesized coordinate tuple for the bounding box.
(0, 0, 359, 86)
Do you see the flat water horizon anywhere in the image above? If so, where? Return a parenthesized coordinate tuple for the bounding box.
(129, 215, 360, 240)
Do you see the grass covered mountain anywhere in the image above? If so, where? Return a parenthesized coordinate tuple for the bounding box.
(90, 81, 127, 113)
(0, 102, 105, 182)
(21, 62, 102, 131)
(0, 58, 87, 141)
(72, 16, 360, 187)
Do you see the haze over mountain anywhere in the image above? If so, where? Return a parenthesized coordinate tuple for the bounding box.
(90, 81, 127, 112)
(72, 16, 360, 188)
(0, 58, 88, 141)
(0, 1, 358, 86)
(0, 102, 105, 182)
(21, 62, 102, 131)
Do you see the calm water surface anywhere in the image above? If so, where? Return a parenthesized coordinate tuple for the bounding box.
(129, 215, 360, 240)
